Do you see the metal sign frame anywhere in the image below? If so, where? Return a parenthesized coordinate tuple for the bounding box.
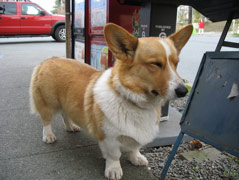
(160, 18, 239, 179)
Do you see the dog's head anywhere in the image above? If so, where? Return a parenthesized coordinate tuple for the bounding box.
(104, 23, 192, 107)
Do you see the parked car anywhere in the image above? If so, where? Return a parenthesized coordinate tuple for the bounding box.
(0, 0, 66, 42)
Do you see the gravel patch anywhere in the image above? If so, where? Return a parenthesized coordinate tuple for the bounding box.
(170, 96, 188, 113)
(141, 142, 239, 180)
(141, 95, 239, 179)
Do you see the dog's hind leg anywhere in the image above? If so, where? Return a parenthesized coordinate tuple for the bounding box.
(61, 111, 81, 132)
(31, 87, 57, 143)
(30, 66, 57, 144)
(39, 108, 57, 144)
(129, 148, 148, 166)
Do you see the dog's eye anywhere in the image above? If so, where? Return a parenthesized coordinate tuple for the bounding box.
(151, 62, 162, 68)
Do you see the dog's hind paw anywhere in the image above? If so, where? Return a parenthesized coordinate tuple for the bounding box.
(66, 124, 81, 132)
(129, 151, 148, 166)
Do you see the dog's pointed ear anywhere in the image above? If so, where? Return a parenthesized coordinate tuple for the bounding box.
(169, 24, 193, 54)
(104, 23, 138, 62)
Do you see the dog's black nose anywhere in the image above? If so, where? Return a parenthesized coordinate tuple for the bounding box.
(175, 84, 188, 98)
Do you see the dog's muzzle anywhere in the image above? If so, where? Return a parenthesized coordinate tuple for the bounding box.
(175, 84, 188, 98)
(151, 90, 159, 96)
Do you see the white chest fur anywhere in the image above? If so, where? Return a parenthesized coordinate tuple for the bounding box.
(93, 69, 159, 145)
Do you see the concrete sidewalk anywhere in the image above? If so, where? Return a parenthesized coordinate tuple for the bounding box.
(0, 38, 183, 180)
(0, 64, 155, 179)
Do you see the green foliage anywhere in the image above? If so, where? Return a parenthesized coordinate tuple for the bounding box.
(192, 165, 199, 172)
(52, 0, 64, 14)
(55, 0, 62, 6)
(193, 9, 201, 23)
(51, 8, 57, 14)
(224, 169, 239, 178)
(223, 155, 239, 178)
(186, 85, 192, 96)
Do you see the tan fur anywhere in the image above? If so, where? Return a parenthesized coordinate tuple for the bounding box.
(84, 72, 105, 140)
(30, 24, 192, 135)
(30, 23, 192, 180)
(30, 24, 192, 138)
(104, 23, 192, 99)
(30, 65, 41, 114)
(30, 57, 105, 139)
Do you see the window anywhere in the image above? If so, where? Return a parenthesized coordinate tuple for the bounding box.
(0, 3, 17, 15)
(22, 3, 42, 15)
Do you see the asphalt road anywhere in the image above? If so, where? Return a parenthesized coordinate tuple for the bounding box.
(0, 34, 238, 83)
(178, 34, 238, 83)
(0, 37, 65, 63)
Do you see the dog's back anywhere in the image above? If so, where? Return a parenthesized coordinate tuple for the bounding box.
(29, 57, 98, 131)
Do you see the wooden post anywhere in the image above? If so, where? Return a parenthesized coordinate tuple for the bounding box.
(65, 0, 71, 58)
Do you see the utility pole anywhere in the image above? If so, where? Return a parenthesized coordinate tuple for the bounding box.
(65, 0, 72, 58)
(188, 6, 192, 24)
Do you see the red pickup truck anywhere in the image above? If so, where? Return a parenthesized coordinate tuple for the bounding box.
(0, 0, 66, 42)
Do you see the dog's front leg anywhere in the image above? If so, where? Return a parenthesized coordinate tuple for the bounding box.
(99, 138, 122, 180)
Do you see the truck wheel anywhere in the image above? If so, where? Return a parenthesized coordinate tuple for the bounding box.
(54, 25, 66, 42)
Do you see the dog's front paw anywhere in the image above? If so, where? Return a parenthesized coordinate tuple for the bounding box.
(43, 133, 56, 143)
(43, 125, 56, 143)
(105, 159, 123, 180)
(129, 151, 148, 166)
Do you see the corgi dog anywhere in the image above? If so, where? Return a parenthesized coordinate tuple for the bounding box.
(30, 23, 192, 180)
